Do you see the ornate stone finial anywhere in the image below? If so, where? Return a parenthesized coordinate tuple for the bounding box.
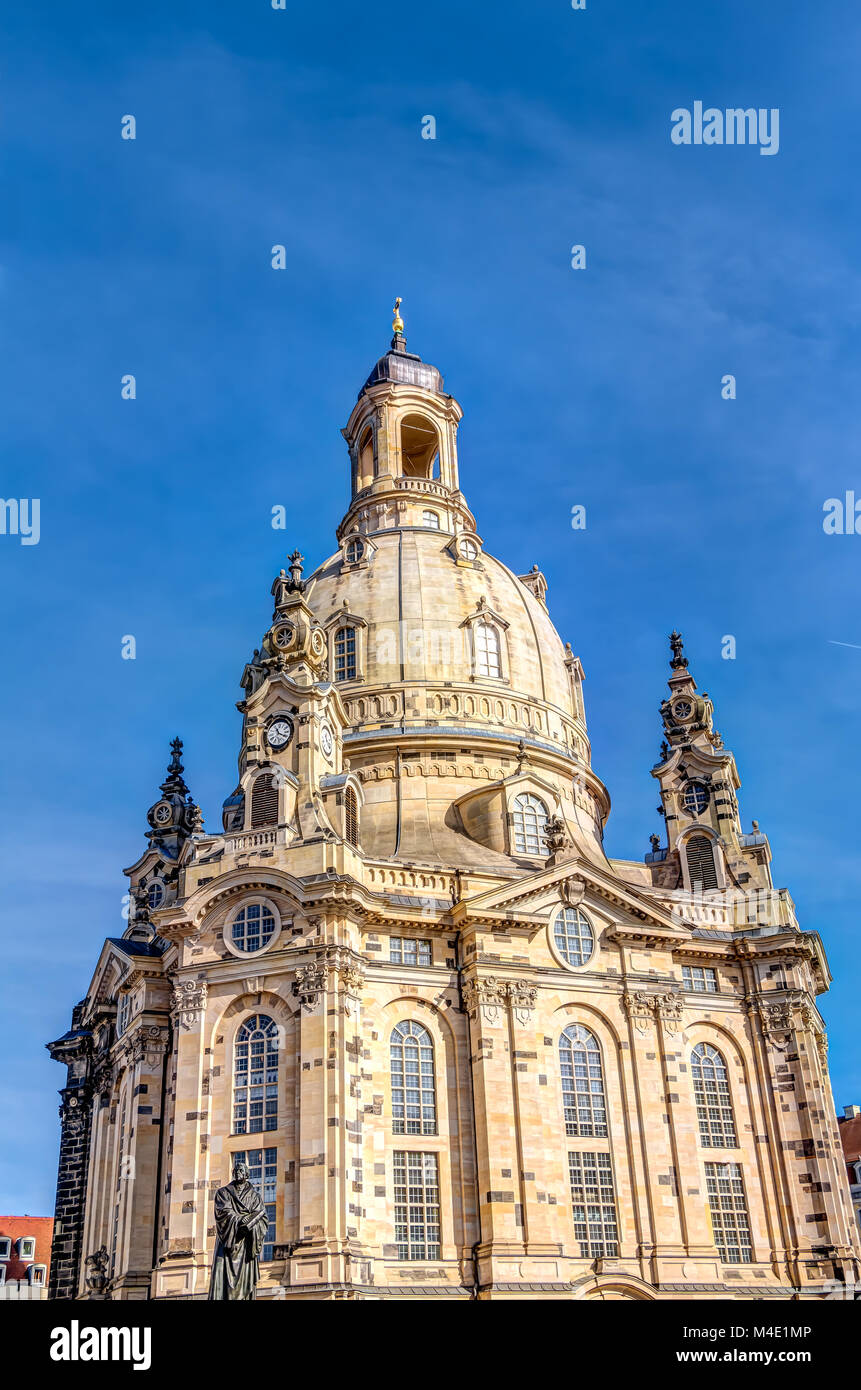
(660, 740, 670, 761)
(286, 550, 306, 594)
(649, 833, 661, 852)
(752, 819, 760, 832)
(544, 814, 569, 855)
(669, 630, 688, 670)
(392, 296, 404, 335)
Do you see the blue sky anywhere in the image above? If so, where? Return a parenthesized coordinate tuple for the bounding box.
(1, 1, 860, 1212)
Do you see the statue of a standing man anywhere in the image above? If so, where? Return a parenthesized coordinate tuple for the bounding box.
(208, 1160, 269, 1300)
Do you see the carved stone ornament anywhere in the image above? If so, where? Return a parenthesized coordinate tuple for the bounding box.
(463, 976, 508, 1025)
(508, 979, 538, 1025)
(91, 1059, 116, 1098)
(294, 961, 329, 1013)
(654, 992, 684, 1035)
(61, 1090, 91, 1136)
(559, 876, 586, 908)
(757, 999, 794, 1049)
(120, 1024, 170, 1068)
(171, 979, 208, 1031)
(623, 990, 656, 1035)
(85, 1245, 110, 1295)
(544, 815, 569, 855)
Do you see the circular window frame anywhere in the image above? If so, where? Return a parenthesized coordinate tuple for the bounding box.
(548, 905, 597, 972)
(459, 536, 479, 561)
(682, 780, 710, 816)
(147, 880, 166, 910)
(223, 895, 283, 959)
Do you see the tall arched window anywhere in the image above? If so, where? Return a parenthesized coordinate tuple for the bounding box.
(234, 1014, 279, 1135)
(512, 792, 548, 856)
(334, 626, 357, 681)
(560, 1025, 607, 1137)
(686, 834, 719, 889)
(691, 1042, 737, 1147)
(474, 622, 501, 677)
(390, 1021, 437, 1135)
(250, 774, 278, 828)
(344, 786, 359, 847)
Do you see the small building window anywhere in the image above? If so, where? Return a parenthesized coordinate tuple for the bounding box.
(250, 773, 279, 828)
(474, 621, 500, 676)
(231, 902, 277, 954)
(393, 1152, 440, 1260)
(691, 1043, 738, 1148)
(147, 881, 165, 909)
(705, 1161, 752, 1264)
(683, 782, 710, 816)
(422, 510, 440, 529)
(334, 626, 357, 682)
(553, 907, 595, 968)
(18, 1237, 35, 1261)
(686, 834, 719, 889)
(512, 793, 548, 856)
(391, 1022, 437, 1135)
(568, 1152, 619, 1258)
(234, 1015, 278, 1135)
(682, 965, 718, 993)
(29, 1263, 46, 1285)
(390, 937, 432, 966)
(116, 991, 132, 1038)
(232, 1148, 277, 1261)
(0, 1237, 11, 1260)
(459, 536, 479, 561)
(344, 786, 359, 847)
(344, 538, 364, 564)
(560, 1025, 607, 1137)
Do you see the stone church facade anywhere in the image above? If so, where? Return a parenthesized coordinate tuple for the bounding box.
(47, 314, 860, 1300)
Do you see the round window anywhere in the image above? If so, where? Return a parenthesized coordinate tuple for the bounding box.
(345, 539, 364, 563)
(553, 907, 595, 968)
(683, 782, 709, 816)
(673, 700, 692, 720)
(230, 902, 277, 953)
(460, 537, 478, 561)
(147, 882, 165, 909)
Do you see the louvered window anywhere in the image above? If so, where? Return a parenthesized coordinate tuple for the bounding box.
(686, 834, 718, 889)
(345, 786, 359, 847)
(251, 774, 278, 828)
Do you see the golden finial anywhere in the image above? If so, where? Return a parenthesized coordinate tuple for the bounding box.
(392, 297, 404, 335)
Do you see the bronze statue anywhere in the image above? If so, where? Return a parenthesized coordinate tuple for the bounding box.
(208, 1160, 269, 1301)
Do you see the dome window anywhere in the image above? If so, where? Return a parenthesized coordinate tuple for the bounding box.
(459, 536, 479, 561)
(422, 509, 441, 529)
(512, 792, 549, 856)
(474, 621, 501, 678)
(345, 538, 364, 564)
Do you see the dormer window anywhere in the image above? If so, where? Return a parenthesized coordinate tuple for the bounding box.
(345, 538, 364, 564)
(18, 1236, 35, 1261)
(0, 1238, 11, 1260)
(334, 626, 357, 681)
(459, 537, 478, 561)
(474, 622, 501, 678)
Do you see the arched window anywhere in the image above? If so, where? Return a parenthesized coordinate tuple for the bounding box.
(474, 622, 501, 677)
(234, 1014, 279, 1135)
(344, 538, 364, 564)
(559, 1025, 607, 1137)
(553, 907, 595, 967)
(512, 792, 548, 856)
(345, 786, 359, 847)
(422, 509, 440, 529)
(250, 774, 278, 828)
(334, 626, 357, 681)
(390, 1021, 437, 1135)
(401, 414, 439, 478)
(691, 1042, 737, 1147)
(686, 834, 719, 889)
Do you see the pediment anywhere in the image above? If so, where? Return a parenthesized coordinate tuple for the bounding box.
(453, 855, 690, 942)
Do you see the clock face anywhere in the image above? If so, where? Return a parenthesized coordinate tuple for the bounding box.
(320, 723, 334, 758)
(267, 717, 294, 750)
